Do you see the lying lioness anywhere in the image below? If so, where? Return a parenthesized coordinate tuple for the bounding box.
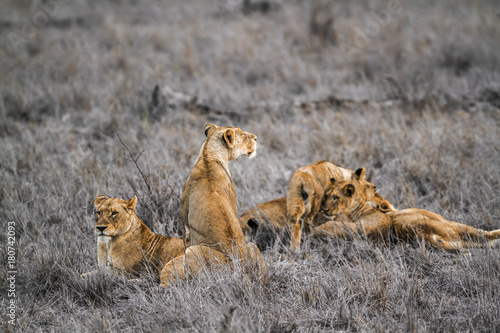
(287, 161, 396, 251)
(82, 195, 184, 280)
(241, 161, 394, 251)
(160, 124, 267, 287)
(317, 176, 500, 251)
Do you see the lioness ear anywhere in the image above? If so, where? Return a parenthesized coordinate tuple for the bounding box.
(343, 184, 355, 198)
(223, 128, 235, 148)
(127, 195, 137, 211)
(204, 123, 217, 137)
(94, 195, 107, 207)
(379, 202, 389, 212)
(353, 166, 366, 181)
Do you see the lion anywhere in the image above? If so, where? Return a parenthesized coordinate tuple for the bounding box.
(239, 197, 288, 234)
(81, 195, 184, 280)
(286, 161, 395, 251)
(160, 124, 267, 287)
(317, 176, 500, 251)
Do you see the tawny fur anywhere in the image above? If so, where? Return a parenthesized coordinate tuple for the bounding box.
(285, 161, 395, 251)
(317, 178, 500, 251)
(82, 195, 184, 280)
(239, 197, 288, 234)
(160, 123, 267, 287)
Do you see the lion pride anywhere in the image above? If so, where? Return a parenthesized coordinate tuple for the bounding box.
(82, 195, 184, 280)
(160, 124, 267, 286)
(280, 161, 395, 251)
(318, 176, 500, 251)
(239, 162, 394, 251)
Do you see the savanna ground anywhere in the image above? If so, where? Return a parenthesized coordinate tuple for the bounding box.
(1, 0, 499, 331)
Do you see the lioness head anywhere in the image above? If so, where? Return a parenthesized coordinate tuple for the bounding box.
(204, 123, 257, 161)
(94, 195, 137, 238)
(351, 167, 396, 213)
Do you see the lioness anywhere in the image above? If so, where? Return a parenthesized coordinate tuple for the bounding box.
(318, 177, 500, 251)
(286, 161, 395, 251)
(160, 124, 267, 287)
(82, 195, 184, 280)
(239, 197, 288, 234)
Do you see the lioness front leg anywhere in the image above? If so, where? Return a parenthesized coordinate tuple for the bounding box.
(82, 237, 110, 278)
(160, 245, 229, 287)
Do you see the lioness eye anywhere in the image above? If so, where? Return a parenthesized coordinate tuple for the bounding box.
(111, 211, 118, 217)
(96, 212, 101, 217)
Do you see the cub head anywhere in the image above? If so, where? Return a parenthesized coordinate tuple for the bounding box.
(93, 195, 137, 238)
(204, 123, 257, 161)
(321, 177, 351, 216)
(352, 167, 396, 213)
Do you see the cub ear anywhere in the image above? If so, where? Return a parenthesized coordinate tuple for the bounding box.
(127, 195, 137, 211)
(94, 195, 108, 207)
(342, 184, 355, 198)
(204, 123, 217, 137)
(353, 166, 366, 181)
(223, 128, 235, 148)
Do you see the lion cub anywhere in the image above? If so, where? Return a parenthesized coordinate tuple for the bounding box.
(286, 161, 395, 251)
(82, 195, 184, 280)
(160, 124, 267, 287)
(318, 176, 500, 251)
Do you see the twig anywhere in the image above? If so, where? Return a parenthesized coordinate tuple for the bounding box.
(117, 134, 157, 207)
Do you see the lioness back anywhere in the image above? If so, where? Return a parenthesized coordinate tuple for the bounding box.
(240, 197, 288, 233)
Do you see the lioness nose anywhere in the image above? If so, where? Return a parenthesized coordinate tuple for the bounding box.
(96, 226, 107, 232)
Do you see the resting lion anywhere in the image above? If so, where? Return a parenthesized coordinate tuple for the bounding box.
(285, 161, 395, 251)
(160, 124, 267, 287)
(82, 195, 184, 280)
(317, 177, 500, 251)
(239, 197, 288, 234)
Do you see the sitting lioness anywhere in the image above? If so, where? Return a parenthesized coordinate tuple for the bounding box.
(82, 195, 184, 280)
(317, 177, 500, 251)
(160, 124, 267, 287)
(286, 161, 395, 251)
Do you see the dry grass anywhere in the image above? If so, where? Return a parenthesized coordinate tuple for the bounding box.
(1, 0, 499, 331)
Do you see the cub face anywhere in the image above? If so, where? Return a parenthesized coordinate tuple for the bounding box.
(94, 195, 137, 238)
(204, 123, 257, 161)
(321, 179, 351, 216)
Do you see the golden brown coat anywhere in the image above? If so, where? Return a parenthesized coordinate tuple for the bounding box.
(82, 195, 184, 280)
(285, 161, 395, 251)
(160, 124, 266, 286)
(318, 177, 500, 251)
